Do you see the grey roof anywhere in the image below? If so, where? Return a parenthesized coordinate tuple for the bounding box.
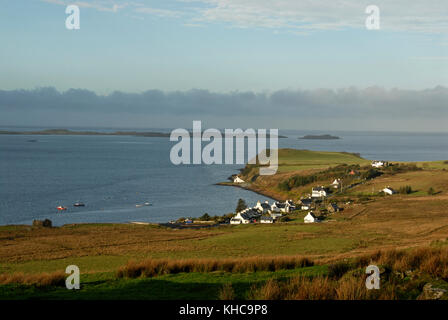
(300, 198, 312, 205)
(274, 202, 286, 208)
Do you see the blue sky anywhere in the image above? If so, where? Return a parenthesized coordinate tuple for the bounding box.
(0, 0, 447, 94)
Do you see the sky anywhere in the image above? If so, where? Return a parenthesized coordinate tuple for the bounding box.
(0, 0, 447, 131)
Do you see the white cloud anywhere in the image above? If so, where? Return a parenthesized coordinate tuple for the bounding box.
(189, 0, 448, 34)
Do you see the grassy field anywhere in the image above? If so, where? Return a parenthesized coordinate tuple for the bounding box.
(2, 149, 448, 299)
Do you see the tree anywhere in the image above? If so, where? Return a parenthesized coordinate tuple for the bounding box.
(428, 187, 436, 195)
(199, 213, 211, 221)
(235, 198, 247, 213)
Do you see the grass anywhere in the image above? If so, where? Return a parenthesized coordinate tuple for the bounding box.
(3, 247, 448, 300)
(2, 149, 448, 299)
(116, 256, 314, 278)
(274, 149, 369, 173)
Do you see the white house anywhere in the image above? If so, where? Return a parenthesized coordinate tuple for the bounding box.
(382, 187, 396, 195)
(271, 201, 295, 213)
(304, 212, 319, 224)
(285, 200, 296, 211)
(254, 200, 271, 214)
(312, 186, 328, 198)
(372, 161, 388, 168)
(260, 216, 274, 224)
(331, 179, 341, 189)
(233, 176, 245, 183)
(232, 212, 251, 224)
(230, 218, 242, 225)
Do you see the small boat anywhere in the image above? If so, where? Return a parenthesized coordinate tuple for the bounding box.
(135, 204, 144, 208)
(57, 206, 67, 211)
(144, 202, 151, 206)
(74, 202, 85, 207)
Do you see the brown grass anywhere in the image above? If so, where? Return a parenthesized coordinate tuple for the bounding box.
(249, 275, 397, 300)
(0, 271, 66, 287)
(116, 256, 314, 278)
(218, 283, 235, 300)
(355, 247, 448, 278)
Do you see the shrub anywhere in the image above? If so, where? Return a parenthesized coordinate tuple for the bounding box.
(428, 187, 436, 195)
(361, 169, 382, 180)
(328, 261, 352, 279)
(399, 185, 413, 194)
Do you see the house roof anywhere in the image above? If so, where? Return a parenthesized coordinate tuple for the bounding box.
(260, 216, 273, 221)
(313, 186, 327, 191)
(273, 202, 287, 208)
(300, 198, 312, 205)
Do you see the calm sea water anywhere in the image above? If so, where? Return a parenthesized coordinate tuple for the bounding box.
(1, 128, 448, 226)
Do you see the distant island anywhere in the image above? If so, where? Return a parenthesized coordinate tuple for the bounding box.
(0, 129, 287, 139)
(299, 134, 340, 140)
(0, 129, 170, 138)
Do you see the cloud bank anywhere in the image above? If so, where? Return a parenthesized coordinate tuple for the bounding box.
(43, 0, 448, 34)
(1, 86, 447, 131)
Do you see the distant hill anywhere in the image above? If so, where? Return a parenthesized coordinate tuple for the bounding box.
(299, 134, 340, 140)
(0, 129, 170, 137)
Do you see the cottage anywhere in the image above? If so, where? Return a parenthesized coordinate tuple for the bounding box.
(254, 200, 271, 213)
(233, 176, 245, 183)
(382, 187, 396, 195)
(312, 186, 328, 198)
(372, 160, 388, 168)
(233, 212, 251, 224)
(299, 198, 313, 210)
(304, 212, 319, 223)
(285, 200, 296, 211)
(260, 216, 274, 224)
(271, 201, 294, 213)
(331, 179, 341, 189)
(327, 203, 341, 213)
(230, 218, 242, 225)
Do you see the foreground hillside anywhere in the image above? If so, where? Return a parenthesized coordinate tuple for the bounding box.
(1, 149, 448, 299)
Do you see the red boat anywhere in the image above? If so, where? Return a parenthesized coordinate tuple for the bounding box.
(57, 206, 67, 211)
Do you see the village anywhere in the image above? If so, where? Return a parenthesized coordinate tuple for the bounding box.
(228, 159, 398, 225)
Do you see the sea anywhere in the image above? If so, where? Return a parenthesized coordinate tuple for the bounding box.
(1, 126, 448, 226)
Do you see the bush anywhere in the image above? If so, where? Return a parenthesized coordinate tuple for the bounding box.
(399, 185, 413, 194)
(328, 261, 352, 279)
(199, 213, 211, 221)
(361, 169, 382, 180)
(428, 187, 436, 195)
